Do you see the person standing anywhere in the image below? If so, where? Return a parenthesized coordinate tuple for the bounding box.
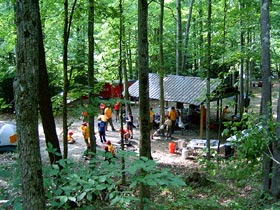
(100, 103, 106, 115)
(114, 101, 121, 122)
(80, 122, 90, 146)
(164, 116, 172, 139)
(169, 107, 177, 134)
(126, 112, 134, 139)
(98, 117, 107, 143)
(222, 105, 229, 120)
(150, 107, 155, 139)
(104, 104, 116, 131)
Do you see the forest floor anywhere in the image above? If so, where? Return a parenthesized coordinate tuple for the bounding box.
(0, 82, 279, 208)
(1, 82, 277, 168)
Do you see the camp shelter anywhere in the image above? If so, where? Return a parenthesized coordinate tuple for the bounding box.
(128, 73, 238, 137)
(128, 73, 225, 105)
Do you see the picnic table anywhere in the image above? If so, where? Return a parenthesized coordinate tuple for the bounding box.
(187, 139, 223, 156)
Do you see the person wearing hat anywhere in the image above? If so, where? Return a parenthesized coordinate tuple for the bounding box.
(80, 122, 90, 146)
(67, 131, 75, 144)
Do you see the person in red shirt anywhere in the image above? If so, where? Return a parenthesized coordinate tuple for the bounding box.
(119, 126, 131, 143)
(114, 101, 121, 122)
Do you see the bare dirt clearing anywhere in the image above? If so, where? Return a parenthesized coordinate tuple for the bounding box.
(0, 83, 278, 167)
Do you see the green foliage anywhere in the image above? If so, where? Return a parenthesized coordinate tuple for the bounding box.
(0, 153, 22, 209)
(42, 150, 185, 209)
(222, 113, 277, 163)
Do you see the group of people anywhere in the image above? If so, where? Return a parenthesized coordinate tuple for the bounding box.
(150, 106, 181, 140)
(67, 101, 136, 161)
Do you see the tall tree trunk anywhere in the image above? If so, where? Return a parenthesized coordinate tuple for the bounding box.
(181, 0, 195, 73)
(218, 0, 227, 139)
(123, 33, 132, 114)
(272, 88, 280, 200)
(198, 5, 204, 71)
(260, 0, 272, 194)
(38, 2, 62, 164)
(62, 0, 70, 159)
(138, 0, 152, 160)
(119, 0, 126, 184)
(138, 0, 151, 208)
(159, 0, 165, 126)
(127, 30, 134, 80)
(239, 0, 245, 116)
(14, 1, 46, 209)
(62, 0, 77, 158)
(176, 0, 182, 75)
(88, 0, 96, 154)
(206, 0, 212, 160)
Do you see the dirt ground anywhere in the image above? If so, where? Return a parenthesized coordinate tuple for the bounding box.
(40, 106, 214, 167)
(1, 83, 278, 167)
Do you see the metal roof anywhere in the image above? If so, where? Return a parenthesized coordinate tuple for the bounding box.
(128, 73, 221, 106)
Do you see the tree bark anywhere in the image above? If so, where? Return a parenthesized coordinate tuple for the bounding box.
(239, 0, 245, 116)
(271, 91, 280, 200)
(62, 0, 70, 159)
(159, 0, 165, 126)
(176, 0, 182, 75)
(138, 0, 151, 208)
(206, 0, 212, 160)
(181, 0, 195, 72)
(38, 0, 62, 165)
(119, 0, 127, 184)
(62, 0, 77, 158)
(260, 0, 273, 195)
(14, 1, 46, 209)
(88, 0, 96, 155)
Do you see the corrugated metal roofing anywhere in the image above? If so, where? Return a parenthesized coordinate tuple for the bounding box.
(128, 73, 221, 106)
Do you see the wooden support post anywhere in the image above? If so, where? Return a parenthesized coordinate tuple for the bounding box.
(200, 104, 205, 138)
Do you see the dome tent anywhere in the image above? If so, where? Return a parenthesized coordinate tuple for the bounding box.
(0, 123, 17, 152)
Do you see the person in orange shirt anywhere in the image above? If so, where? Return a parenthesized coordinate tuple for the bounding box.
(104, 104, 116, 131)
(150, 107, 155, 139)
(80, 122, 90, 146)
(169, 107, 177, 134)
(106, 140, 115, 158)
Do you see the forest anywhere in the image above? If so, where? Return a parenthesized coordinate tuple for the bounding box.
(0, 0, 280, 209)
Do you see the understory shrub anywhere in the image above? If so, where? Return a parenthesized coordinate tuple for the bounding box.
(43, 150, 186, 209)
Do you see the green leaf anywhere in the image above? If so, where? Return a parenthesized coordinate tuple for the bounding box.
(58, 195, 68, 204)
(68, 196, 76, 202)
(77, 192, 86, 201)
